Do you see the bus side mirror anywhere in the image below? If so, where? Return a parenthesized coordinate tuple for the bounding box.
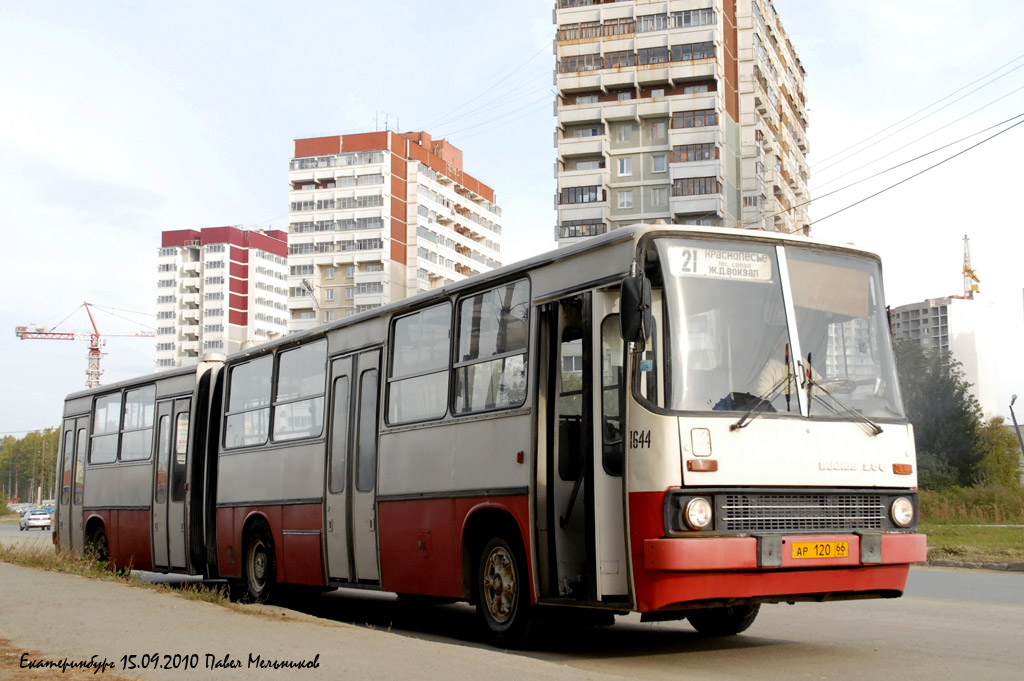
(620, 276, 652, 344)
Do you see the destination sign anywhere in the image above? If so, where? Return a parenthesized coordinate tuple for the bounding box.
(666, 246, 773, 282)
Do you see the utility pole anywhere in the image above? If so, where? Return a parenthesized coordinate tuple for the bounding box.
(1010, 395, 1024, 486)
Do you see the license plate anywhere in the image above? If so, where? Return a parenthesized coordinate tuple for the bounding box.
(791, 540, 849, 559)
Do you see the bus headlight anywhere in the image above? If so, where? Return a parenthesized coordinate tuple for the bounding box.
(684, 498, 713, 530)
(891, 497, 914, 527)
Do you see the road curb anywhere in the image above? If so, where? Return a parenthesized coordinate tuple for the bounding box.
(928, 559, 1024, 572)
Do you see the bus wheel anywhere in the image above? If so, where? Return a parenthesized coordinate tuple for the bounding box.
(87, 527, 110, 564)
(687, 604, 760, 636)
(476, 536, 532, 648)
(242, 524, 275, 603)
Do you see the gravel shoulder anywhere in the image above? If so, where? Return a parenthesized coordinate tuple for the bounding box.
(0, 562, 629, 681)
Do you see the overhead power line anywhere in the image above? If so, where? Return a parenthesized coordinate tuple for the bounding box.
(754, 113, 1024, 228)
(808, 116, 1024, 227)
(812, 51, 1024, 170)
(812, 84, 1024, 193)
(418, 41, 551, 132)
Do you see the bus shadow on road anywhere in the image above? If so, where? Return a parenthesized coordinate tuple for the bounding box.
(256, 585, 784, 658)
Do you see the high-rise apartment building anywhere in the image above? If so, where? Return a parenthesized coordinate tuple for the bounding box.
(156, 227, 289, 369)
(554, 0, 809, 244)
(890, 296, 999, 416)
(287, 131, 504, 331)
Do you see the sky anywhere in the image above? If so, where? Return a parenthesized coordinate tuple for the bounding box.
(1, 0, 1023, 436)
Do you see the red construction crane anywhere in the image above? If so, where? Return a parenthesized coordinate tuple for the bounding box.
(15, 301, 155, 388)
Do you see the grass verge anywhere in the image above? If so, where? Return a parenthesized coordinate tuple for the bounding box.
(921, 522, 1024, 564)
(0, 543, 237, 608)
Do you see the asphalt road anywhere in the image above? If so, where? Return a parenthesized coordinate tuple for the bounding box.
(1, 555, 1020, 681)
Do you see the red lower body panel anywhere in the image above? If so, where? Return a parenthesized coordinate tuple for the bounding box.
(629, 491, 926, 612)
(86, 509, 152, 571)
(377, 494, 531, 599)
(216, 504, 324, 586)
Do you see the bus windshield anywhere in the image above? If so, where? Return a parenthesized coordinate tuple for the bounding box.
(647, 237, 905, 419)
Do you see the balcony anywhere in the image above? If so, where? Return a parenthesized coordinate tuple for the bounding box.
(559, 136, 606, 158)
(670, 193, 725, 220)
(558, 104, 603, 126)
(667, 59, 717, 84)
(602, 102, 636, 121)
(557, 71, 602, 93)
(182, 277, 201, 291)
(637, 100, 671, 119)
(601, 70, 636, 90)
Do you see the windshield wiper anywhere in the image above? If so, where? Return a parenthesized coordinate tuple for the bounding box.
(731, 344, 794, 431)
(807, 378, 884, 436)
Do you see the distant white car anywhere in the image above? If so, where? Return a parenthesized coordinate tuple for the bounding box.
(19, 508, 51, 531)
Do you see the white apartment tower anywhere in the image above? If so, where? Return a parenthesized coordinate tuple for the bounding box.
(287, 130, 504, 331)
(156, 227, 289, 369)
(554, 0, 810, 244)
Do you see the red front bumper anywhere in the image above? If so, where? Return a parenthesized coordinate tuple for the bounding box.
(634, 532, 926, 612)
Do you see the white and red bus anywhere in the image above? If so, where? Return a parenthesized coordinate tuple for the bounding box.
(55, 225, 925, 645)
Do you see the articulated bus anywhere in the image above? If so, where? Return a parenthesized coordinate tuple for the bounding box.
(55, 225, 925, 645)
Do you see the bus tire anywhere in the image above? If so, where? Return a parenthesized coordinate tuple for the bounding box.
(87, 526, 110, 565)
(476, 536, 532, 648)
(687, 603, 760, 636)
(242, 523, 275, 603)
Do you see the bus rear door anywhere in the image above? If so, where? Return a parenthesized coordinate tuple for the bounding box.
(57, 416, 88, 553)
(324, 349, 381, 583)
(152, 397, 191, 571)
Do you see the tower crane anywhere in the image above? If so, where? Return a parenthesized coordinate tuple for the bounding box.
(14, 301, 155, 388)
(962, 234, 980, 299)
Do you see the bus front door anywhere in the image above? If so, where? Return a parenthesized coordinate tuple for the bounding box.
(57, 416, 88, 553)
(544, 294, 597, 601)
(325, 349, 381, 583)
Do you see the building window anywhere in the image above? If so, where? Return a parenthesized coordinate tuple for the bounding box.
(672, 177, 721, 197)
(651, 88, 665, 98)
(559, 220, 607, 239)
(652, 155, 667, 173)
(325, 267, 334, 280)
(560, 185, 603, 204)
(672, 143, 717, 162)
(637, 47, 669, 65)
(618, 158, 632, 176)
(652, 186, 668, 206)
(616, 124, 631, 142)
(325, 289, 335, 301)
(346, 266, 355, 277)
(365, 263, 383, 272)
(576, 94, 598, 105)
(671, 42, 715, 62)
(671, 109, 717, 129)
(616, 91, 632, 101)
(650, 120, 667, 142)
(618, 190, 634, 209)
(570, 126, 601, 138)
